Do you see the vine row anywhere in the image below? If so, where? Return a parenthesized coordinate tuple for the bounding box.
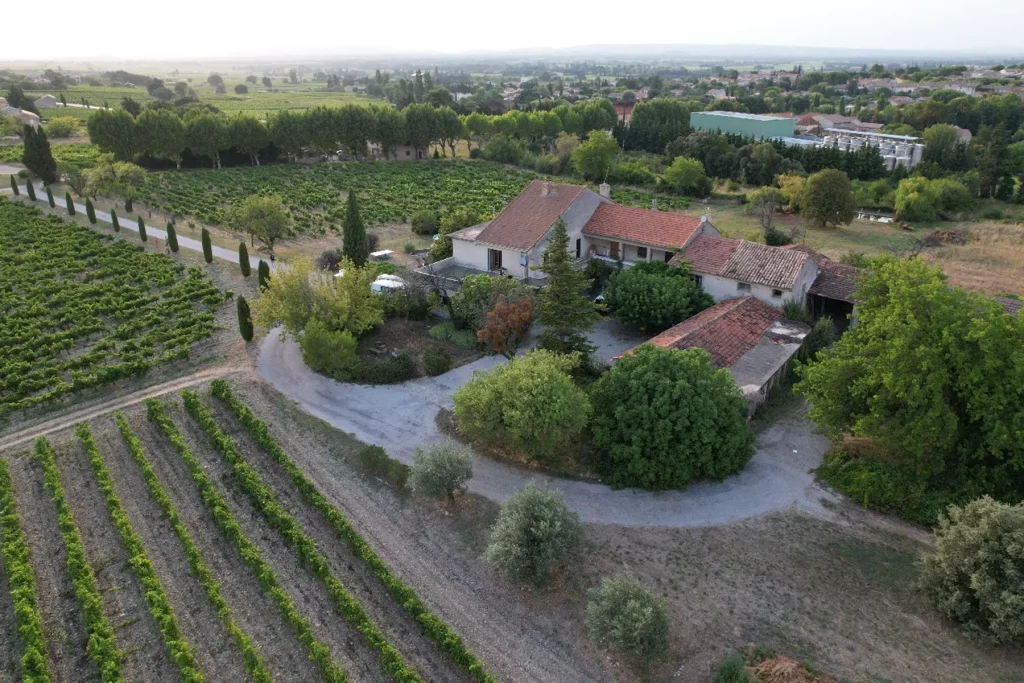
(210, 379, 498, 682)
(74, 423, 204, 683)
(0, 457, 52, 683)
(182, 390, 423, 683)
(144, 399, 349, 683)
(33, 438, 125, 683)
(113, 414, 274, 682)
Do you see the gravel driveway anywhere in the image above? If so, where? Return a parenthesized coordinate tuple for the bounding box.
(257, 330, 839, 527)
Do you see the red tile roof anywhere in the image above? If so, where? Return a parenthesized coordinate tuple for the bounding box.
(474, 180, 586, 250)
(676, 236, 813, 290)
(996, 296, 1023, 316)
(783, 244, 861, 303)
(672, 234, 738, 273)
(643, 297, 795, 368)
(583, 203, 704, 250)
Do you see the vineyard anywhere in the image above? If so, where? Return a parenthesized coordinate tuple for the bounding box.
(135, 161, 540, 235)
(0, 143, 102, 169)
(0, 201, 224, 418)
(0, 382, 494, 683)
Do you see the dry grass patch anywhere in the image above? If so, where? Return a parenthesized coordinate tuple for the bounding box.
(923, 222, 1024, 296)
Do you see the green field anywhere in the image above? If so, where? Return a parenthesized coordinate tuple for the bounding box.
(24, 80, 380, 119)
(0, 142, 101, 168)
(134, 160, 540, 235)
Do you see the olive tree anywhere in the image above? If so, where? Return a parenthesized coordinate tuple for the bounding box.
(408, 441, 473, 502)
(587, 572, 670, 666)
(485, 483, 582, 587)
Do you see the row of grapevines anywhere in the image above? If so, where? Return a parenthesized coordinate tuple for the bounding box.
(210, 379, 498, 683)
(33, 438, 125, 682)
(181, 391, 423, 683)
(112, 414, 273, 683)
(0, 203, 223, 416)
(0, 458, 52, 683)
(73, 423, 203, 682)
(144, 399, 349, 683)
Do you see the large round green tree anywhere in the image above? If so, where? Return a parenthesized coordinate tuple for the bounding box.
(803, 168, 855, 228)
(590, 344, 754, 490)
(604, 261, 713, 332)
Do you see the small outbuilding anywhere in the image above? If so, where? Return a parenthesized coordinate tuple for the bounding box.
(34, 94, 57, 109)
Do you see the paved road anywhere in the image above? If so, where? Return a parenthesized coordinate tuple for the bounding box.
(257, 330, 838, 527)
(18, 185, 265, 270)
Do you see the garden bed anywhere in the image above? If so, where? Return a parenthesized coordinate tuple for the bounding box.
(357, 319, 482, 380)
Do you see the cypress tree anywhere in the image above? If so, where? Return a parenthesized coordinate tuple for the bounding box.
(201, 227, 213, 263)
(65, 191, 75, 216)
(10, 175, 18, 195)
(167, 221, 179, 252)
(125, 197, 133, 213)
(342, 191, 369, 266)
(22, 125, 57, 184)
(85, 198, 97, 224)
(137, 216, 147, 242)
(238, 242, 251, 276)
(258, 260, 271, 290)
(46, 186, 54, 208)
(237, 296, 254, 342)
(25, 179, 36, 202)
(111, 209, 120, 232)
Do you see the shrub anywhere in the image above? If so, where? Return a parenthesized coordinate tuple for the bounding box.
(300, 317, 358, 377)
(357, 445, 390, 475)
(238, 242, 250, 275)
(804, 317, 836, 357)
(315, 248, 342, 272)
(367, 232, 380, 253)
(451, 274, 534, 332)
(453, 350, 591, 461)
(258, 260, 271, 289)
(137, 215, 146, 242)
(25, 178, 36, 201)
(781, 300, 811, 324)
(662, 156, 712, 197)
(763, 227, 791, 246)
(483, 134, 526, 165)
(237, 295, 254, 342)
(476, 296, 533, 359)
(424, 346, 452, 376)
(403, 242, 416, 254)
(485, 483, 582, 587)
(46, 186, 54, 208)
(713, 654, 757, 683)
(110, 208, 120, 232)
(409, 442, 473, 501)
(590, 344, 754, 490)
(429, 322, 478, 348)
(85, 197, 96, 223)
(167, 221, 178, 251)
(201, 227, 213, 263)
(608, 161, 657, 187)
(411, 209, 439, 235)
(920, 497, 1024, 643)
(350, 352, 417, 384)
(586, 572, 670, 666)
(604, 261, 713, 332)
(9, 174, 18, 195)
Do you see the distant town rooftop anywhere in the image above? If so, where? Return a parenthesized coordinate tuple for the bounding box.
(696, 111, 793, 122)
(823, 128, 921, 142)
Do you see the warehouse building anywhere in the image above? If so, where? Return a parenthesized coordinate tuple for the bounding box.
(689, 111, 795, 139)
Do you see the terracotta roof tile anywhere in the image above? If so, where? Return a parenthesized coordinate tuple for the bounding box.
(643, 297, 798, 368)
(473, 180, 585, 250)
(671, 234, 739, 273)
(677, 236, 812, 290)
(582, 203, 704, 250)
(995, 296, 1023, 316)
(808, 261, 861, 303)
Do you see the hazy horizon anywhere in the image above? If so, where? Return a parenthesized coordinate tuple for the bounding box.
(2, 0, 1022, 63)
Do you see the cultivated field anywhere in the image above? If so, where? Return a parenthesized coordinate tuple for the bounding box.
(0, 202, 225, 423)
(0, 380, 504, 683)
(134, 161, 539, 234)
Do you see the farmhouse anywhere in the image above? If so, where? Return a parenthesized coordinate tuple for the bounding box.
(620, 296, 810, 413)
(426, 179, 721, 287)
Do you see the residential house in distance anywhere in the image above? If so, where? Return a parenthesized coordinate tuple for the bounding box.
(0, 104, 40, 130)
(34, 94, 57, 109)
(618, 296, 810, 413)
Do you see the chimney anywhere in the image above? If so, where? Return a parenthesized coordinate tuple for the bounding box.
(700, 214, 709, 225)
(651, 198, 658, 210)
(540, 181, 550, 197)
(598, 182, 611, 199)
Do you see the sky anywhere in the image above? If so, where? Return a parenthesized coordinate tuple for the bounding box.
(3, 0, 1023, 62)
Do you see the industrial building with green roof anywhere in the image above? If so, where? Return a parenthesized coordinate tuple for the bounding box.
(690, 111, 796, 139)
